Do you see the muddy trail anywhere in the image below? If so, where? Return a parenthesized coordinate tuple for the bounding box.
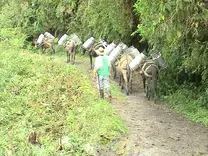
(76, 58, 208, 156)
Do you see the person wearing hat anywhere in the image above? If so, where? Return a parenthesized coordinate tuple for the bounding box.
(94, 47, 111, 100)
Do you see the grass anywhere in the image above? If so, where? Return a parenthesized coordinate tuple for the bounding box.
(164, 89, 208, 127)
(0, 44, 127, 155)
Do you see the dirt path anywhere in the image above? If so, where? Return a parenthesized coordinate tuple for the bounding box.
(110, 90, 208, 156)
(76, 58, 208, 156)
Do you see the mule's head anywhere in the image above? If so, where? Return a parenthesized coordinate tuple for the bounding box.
(33, 39, 40, 48)
(81, 48, 86, 55)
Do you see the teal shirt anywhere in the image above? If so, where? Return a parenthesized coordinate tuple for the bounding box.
(98, 56, 110, 76)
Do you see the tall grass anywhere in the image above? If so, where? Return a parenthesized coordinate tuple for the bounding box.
(164, 89, 208, 126)
(0, 28, 127, 155)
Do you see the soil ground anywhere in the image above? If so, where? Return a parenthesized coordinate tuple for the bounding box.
(76, 58, 208, 156)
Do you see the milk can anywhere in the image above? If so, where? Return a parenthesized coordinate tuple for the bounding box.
(109, 45, 123, 63)
(37, 34, 44, 44)
(118, 42, 128, 51)
(82, 37, 95, 49)
(105, 42, 116, 55)
(151, 52, 167, 69)
(99, 38, 108, 48)
(70, 34, 82, 45)
(128, 46, 140, 58)
(129, 53, 146, 71)
(44, 32, 55, 39)
(58, 34, 68, 45)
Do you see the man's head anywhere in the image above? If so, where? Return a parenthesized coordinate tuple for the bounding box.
(34, 39, 40, 48)
(95, 47, 105, 56)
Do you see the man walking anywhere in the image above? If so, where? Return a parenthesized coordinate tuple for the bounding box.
(93, 47, 111, 100)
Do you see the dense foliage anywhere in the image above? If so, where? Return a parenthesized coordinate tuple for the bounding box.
(0, 0, 135, 43)
(134, 0, 208, 105)
(133, 0, 208, 125)
(68, 0, 134, 42)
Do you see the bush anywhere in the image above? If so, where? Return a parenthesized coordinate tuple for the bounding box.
(0, 28, 27, 49)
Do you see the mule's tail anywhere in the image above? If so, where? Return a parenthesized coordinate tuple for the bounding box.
(52, 42, 55, 54)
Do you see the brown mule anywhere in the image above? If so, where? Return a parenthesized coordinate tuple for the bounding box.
(82, 42, 105, 69)
(140, 60, 159, 101)
(64, 39, 76, 64)
(34, 37, 55, 55)
(116, 54, 134, 95)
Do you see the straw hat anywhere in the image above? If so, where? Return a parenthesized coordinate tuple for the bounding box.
(95, 47, 105, 56)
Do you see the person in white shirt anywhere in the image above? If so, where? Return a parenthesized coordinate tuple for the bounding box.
(94, 47, 111, 100)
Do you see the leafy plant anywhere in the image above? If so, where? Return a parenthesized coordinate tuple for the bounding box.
(134, 0, 208, 125)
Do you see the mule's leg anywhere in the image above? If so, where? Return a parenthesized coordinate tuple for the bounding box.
(127, 66, 132, 94)
(119, 73, 122, 86)
(123, 71, 129, 95)
(50, 46, 54, 55)
(129, 72, 133, 94)
(142, 74, 146, 93)
(71, 53, 74, 64)
(89, 52, 93, 69)
(152, 67, 158, 102)
(113, 65, 117, 79)
(111, 64, 116, 79)
(42, 47, 46, 55)
(120, 74, 124, 90)
(153, 79, 157, 104)
(50, 48, 52, 55)
(49, 43, 53, 55)
(51, 44, 55, 55)
(72, 46, 76, 64)
(66, 52, 70, 63)
(52, 43, 55, 55)
(146, 78, 149, 98)
(114, 67, 117, 79)
(111, 65, 115, 79)
(82, 48, 86, 55)
(147, 78, 151, 100)
(69, 53, 71, 63)
(72, 52, 75, 64)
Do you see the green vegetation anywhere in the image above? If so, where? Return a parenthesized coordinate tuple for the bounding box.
(0, 1, 208, 154)
(70, 0, 134, 43)
(0, 29, 127, 155)
(0, 0, 135, 43)
(134, 0, 208, 126)
(164, 89, 208, 126)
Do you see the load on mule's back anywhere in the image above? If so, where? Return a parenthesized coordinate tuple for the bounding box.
(139, 52, 166, 101)
(34, 32, 55, 55)
(82, 37, 108, 69)
(114, 46, 146, 95)
(64, 38, 76, 64)
(58, 34, 82, 64)
(140, 60, 159, 101)
(115, 54, 134, 95)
